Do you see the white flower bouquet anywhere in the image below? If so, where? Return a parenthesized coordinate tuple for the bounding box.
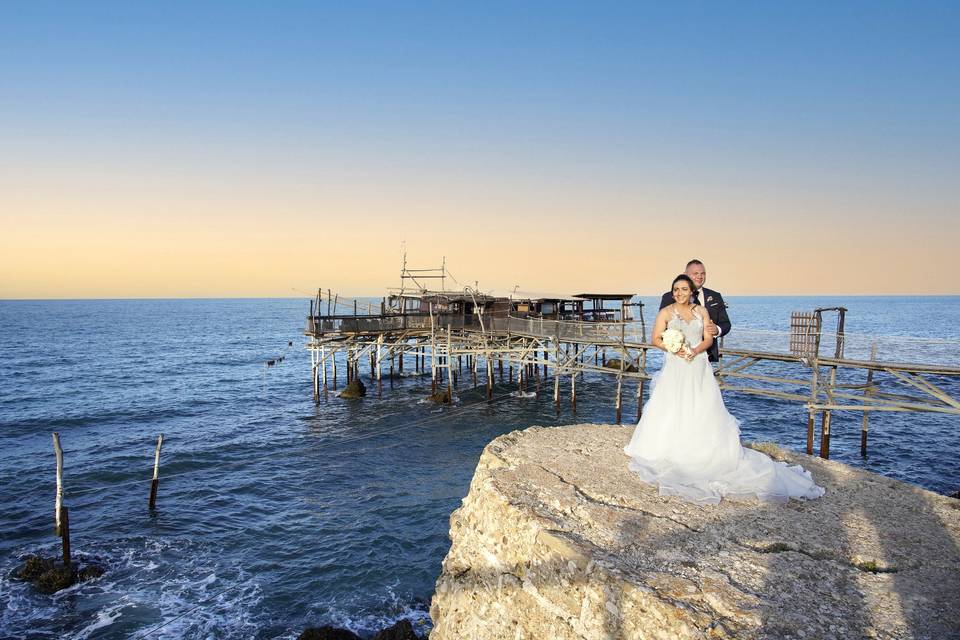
(661, 328, 692, 359)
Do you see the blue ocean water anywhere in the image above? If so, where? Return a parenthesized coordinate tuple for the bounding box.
(1, 297, 958, 639)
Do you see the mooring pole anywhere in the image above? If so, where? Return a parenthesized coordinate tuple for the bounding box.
(52, 433, 70, 567)
(53, 432, 64, 536)
(149, 434, 164, 510)
(60, 506, 71, 568)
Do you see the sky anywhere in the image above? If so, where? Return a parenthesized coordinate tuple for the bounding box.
(1, 1, 958, 298)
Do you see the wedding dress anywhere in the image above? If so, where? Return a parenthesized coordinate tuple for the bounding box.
(624, 306, 825, 505)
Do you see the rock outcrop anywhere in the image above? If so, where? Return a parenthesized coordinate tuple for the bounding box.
(430, 424, 960, 639)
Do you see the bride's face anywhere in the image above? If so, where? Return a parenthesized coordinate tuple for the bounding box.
(673, 281, 692, 304)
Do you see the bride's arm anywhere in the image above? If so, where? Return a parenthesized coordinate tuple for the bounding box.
(691, 306, 714, 356)
(651, 308, 671, 352)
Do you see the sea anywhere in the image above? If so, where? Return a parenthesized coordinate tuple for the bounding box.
(1, 296, 958, 639)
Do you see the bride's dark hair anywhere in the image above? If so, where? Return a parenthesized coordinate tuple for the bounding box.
(671, 274, 696, 293)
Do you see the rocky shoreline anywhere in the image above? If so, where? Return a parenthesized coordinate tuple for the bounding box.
(429, 424, 960, 639)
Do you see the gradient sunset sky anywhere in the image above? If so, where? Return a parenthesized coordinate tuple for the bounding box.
(2, 2, 958, 298)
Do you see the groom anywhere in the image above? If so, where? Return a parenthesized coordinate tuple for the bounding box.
(659, 259, 731, 362)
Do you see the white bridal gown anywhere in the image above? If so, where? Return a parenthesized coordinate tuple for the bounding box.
(624, 308, 825, 505)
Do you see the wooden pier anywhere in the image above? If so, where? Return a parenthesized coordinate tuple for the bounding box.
(305, 264, 960, 460)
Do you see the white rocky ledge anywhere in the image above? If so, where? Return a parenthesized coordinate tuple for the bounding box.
(430, 424, 960, 640)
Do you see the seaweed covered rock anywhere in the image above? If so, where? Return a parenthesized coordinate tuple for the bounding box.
(13, 554, 106, 594)
(602, 358, 638, 373)
(425, 391, 451, 405)
(339, 379, 367, 399)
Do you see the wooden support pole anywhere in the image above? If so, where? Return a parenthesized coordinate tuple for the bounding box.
(861, 343, 877, 457)
(637, 379, 645, 421)
(446, 325, 453, 402)
(487, 354, 494, 399)
(820, 365, 838, 458)
(53, 432, 64, 536)
(554, 342, 562, 411)
(321, 347, 328, 393)
(807, 362, 820, 455)
(149, 434, 164, 510)
(615, 360, 624, 424)
(571, 351, 577, 411)
(820, 410, 832, 459)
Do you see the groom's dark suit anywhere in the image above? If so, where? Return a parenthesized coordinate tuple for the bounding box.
(659, 287, 731, 363)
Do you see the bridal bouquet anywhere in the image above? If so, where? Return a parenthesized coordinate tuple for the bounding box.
(661, 328, 692, 359)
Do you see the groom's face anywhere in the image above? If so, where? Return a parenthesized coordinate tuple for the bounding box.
(685, 264, 706, 291)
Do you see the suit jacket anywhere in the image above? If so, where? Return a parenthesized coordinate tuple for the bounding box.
(658, 287, 731, 363)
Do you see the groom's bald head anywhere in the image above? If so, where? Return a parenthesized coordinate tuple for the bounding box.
(685, 260, 706, 291)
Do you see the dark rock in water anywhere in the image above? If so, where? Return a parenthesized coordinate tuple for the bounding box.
(13, 554, 106, 594)
(34, 564, 73, 594)
(372, 619, 420, 640)
(339, 379, 367, 399)
(425, 391, 451, 404)
(78, 563, 106, 581)
(298, 627, 361, 640)
(949, 490, 960, 499)
(15, 555, 53, 582)
(602, 358, 638, 373)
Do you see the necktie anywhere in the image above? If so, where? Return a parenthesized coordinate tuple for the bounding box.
(692, 291, 701, 305)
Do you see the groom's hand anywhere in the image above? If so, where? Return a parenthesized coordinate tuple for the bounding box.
(705, 319, 719, 337)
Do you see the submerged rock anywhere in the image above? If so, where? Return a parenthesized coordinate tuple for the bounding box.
(13, 554, 106, 594)
(425, 391, 451, 404)
(339, 379, 367, 399)
(601, 358, 638, 373)
(430, 424, 960, 639)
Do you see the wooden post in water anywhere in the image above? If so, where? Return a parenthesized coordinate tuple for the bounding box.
(637, 349, 648, 421)
(615, 360, 624, 424)
(321, 346, 328, 394)
(332, 349, 338, 390)
(861, 343, 877, 457)
(571, 350, 577, 411)
(430, 305, 437, 395)
(553, 335, 562, 411)
(807, 361, 820, 455)
(53, 433, 64, 536)
(52, 433, 71, 567)
(446, 325, 453, 402)
(149, 434, 164, 510)
(820, 363, 838, 459)
(60, 506, 71, 568)
(376, 337, 384, 396)
(486, 354, 494, 399)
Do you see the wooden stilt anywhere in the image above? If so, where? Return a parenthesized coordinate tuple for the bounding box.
(861, 343, 877, 457)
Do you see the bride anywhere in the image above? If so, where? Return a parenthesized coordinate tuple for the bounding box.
(624, 274, 825, 505)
